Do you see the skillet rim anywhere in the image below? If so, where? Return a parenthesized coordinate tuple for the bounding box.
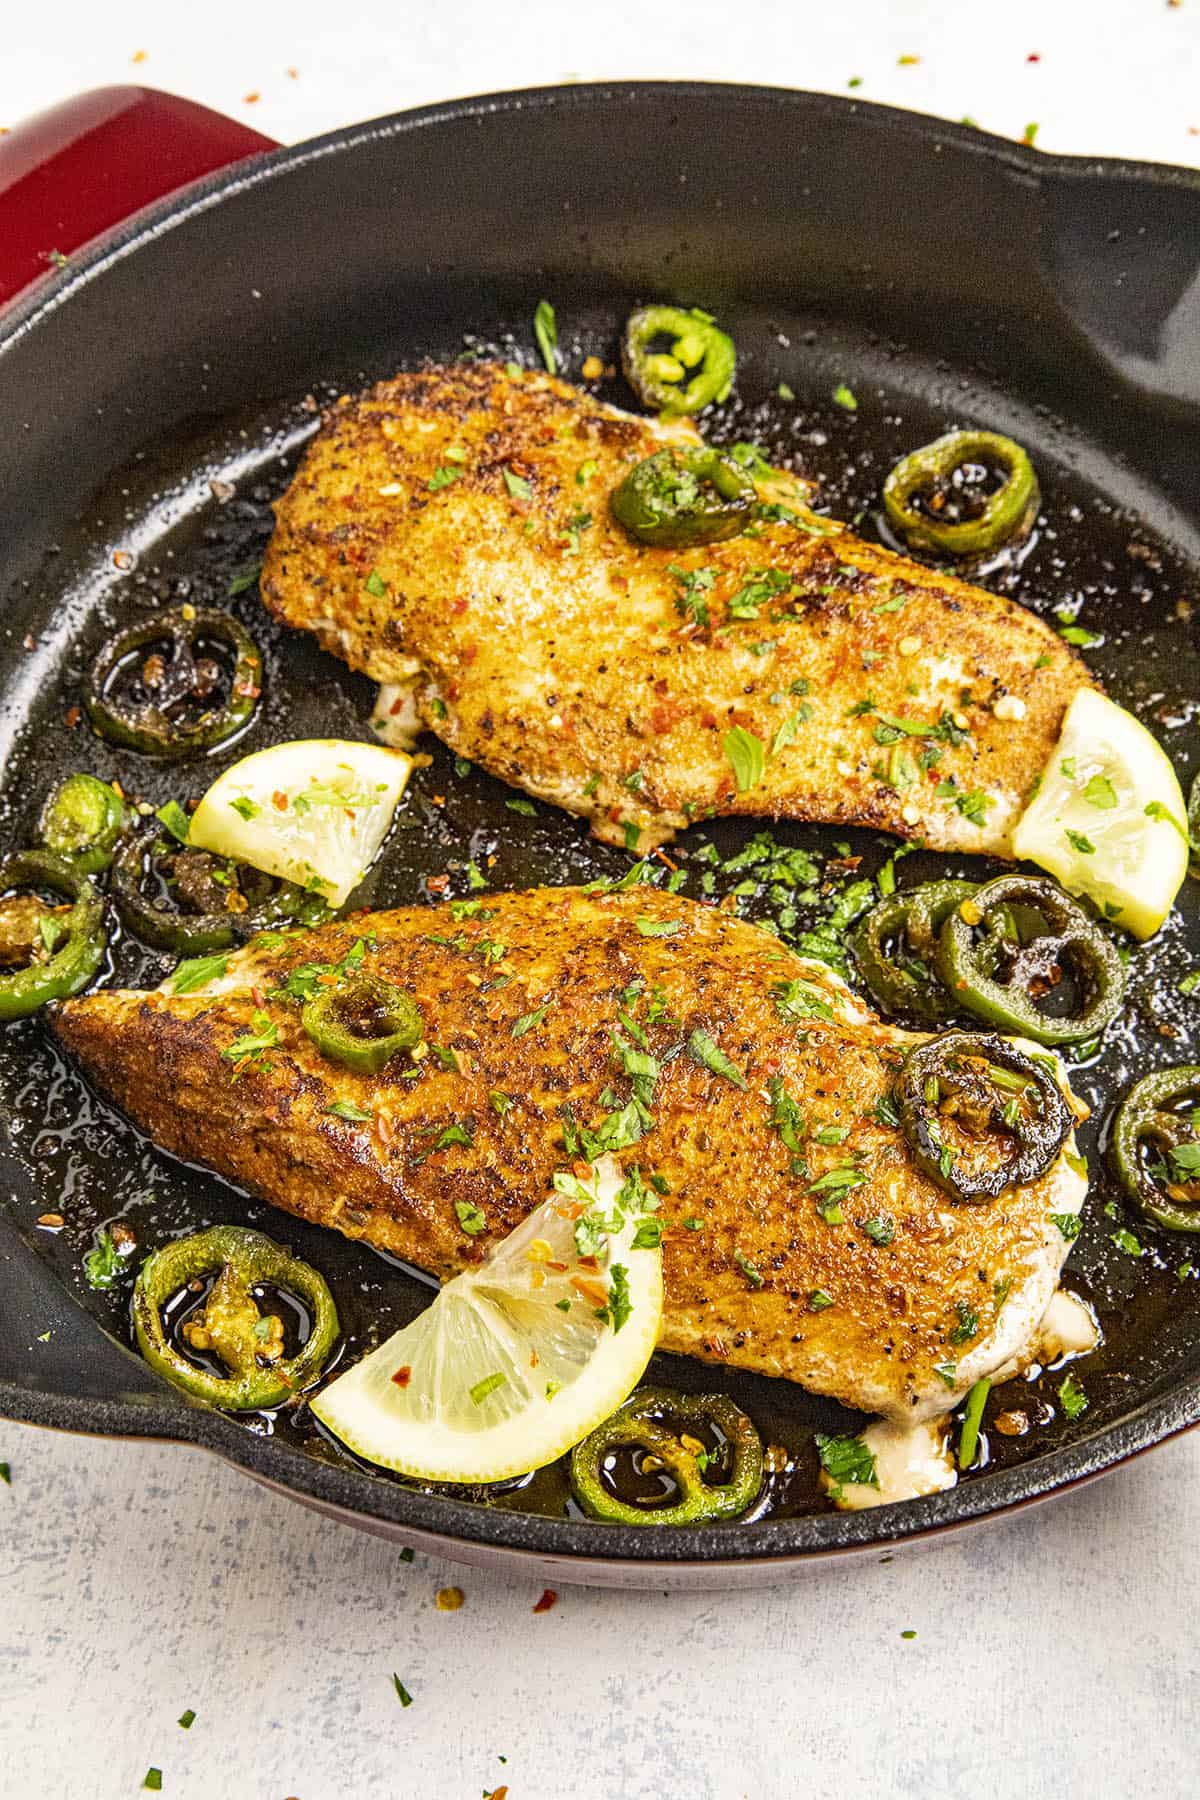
(2, 79, 1199, 1571)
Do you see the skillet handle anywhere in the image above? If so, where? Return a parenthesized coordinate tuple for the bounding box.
(0, 85, 278, 308)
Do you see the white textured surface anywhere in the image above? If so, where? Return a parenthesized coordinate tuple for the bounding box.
(3, 5, 1200, 1796)
(3, 1422, 1200, 1798)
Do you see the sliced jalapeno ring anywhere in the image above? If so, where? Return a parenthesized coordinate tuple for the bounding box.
(610, 446, 757, 549)
(568, 1386, 764, 1526)
(38, 773, 128, 875)
(132, 1224, 339, 1410)
(621, 306, 736, 417)
(112, 818, 327, 955)
(302, 972, 423, 1074)
(0, 850, 106, 1020)
(852, 879, 977, 1018)
(935, 873, 1123, 1047)
(85, 607, 263, 759)
(1111, 1066, 1200, 1233)
(894, 1030, 1071, 1203)
(883, 430, 1040, 560)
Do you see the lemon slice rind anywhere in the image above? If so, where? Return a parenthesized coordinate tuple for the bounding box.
(1011, 688, 1187, 940)
(311, 1159, 663, 1483)
(188, 738, 412, 908)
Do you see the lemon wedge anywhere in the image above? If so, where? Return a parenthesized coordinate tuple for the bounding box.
(1011, 688, 1187, 939)
(312, 1158, 663, 1482)
(188, 739, 412, 907)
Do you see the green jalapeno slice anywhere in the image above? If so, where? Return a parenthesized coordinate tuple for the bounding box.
(935, 873, 1123, 1046)
(85, 607, 262, 759)
(567, 1386, 764, 1526)
(883, 430, 1040, 560)
(0, 850, 106, 1020)
(610, 446, 756, 549)
(1188, 772, 1200, 875)
(112, 819, 327, 955)
(1111, 1066, 1200, 1233)
(132, 1225, 339, 1410)
(302, 972, 423, 1073)
(38, 773, 127, 875)
(621, 305, 736, 417)
(894, 1030, 1071, 1203)
(852, 879, 978, 1019)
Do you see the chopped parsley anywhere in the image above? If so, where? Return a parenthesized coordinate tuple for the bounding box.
(808, 1288, 834, 1311)
(1065, 829, 1095, 855)
(949, 1300, 979, 1344)
(454, 1198, 487, 1236)
(505, 796, 537, 816)
(771, 978, 834, 1025)
(815, 1431, 877, 1494)
(722, 726, 766, 793)
(1050, 1212, 1082, 1241)
(832, 384, 858, 413)
(511, 1001, 553, 1038)
(434, 1122, 474, 1151)
(734, 1249, 765, 1289)
(169, 952, 231, 994)
(393, 1675, 414, 1708)
(427, 463, 463, 491)
(83, 1229, 122, 1291)
(1057, 1374, 1088, 1421)
(177, 1711, 196, 1730)
(534, 298, 558, 373)
(364, 568, 388, 597)
(635, 916, 683, 937)
(502, 466, 532, 501)
(228, 562, 262, 596)
(669, 564, 716, 628)
(221, 1011, 279, 1076)
(686, 1027, 748, 1089)
(860, 1215, 895, 1247)
(325, 1099, 374, 1122)
(598, 1264, 633, 1332)
(155, 800, 191, 844)
(1111, 1228, 1143, 1257)
(1083, 774, 1118, 810)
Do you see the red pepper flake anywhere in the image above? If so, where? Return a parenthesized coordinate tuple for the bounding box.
(425, 873, 450, 894)
(131, 49, 147, 64)
(451, 597, 469, 614)
(391, 1365, 412, 1387)
(65, 705, 81, 728)
(286, 66, 300, 78)
(243, 91, 261, 105)
(532, 1588, 558, 1613)
(1027, 51, 1041, 62)
(112, 550, 134, 571)
(272, 790, 289, 811)
(389, 694, 406, 716)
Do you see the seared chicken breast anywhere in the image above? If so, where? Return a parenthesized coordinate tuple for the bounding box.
(262, 364, 1092, 853)
(55, 888, 1085, 1423)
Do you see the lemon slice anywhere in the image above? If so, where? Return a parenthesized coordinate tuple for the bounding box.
(188, 739, 412, 907)
(1011, 688, 1187, 939)
(312, 1158, 663, 1482)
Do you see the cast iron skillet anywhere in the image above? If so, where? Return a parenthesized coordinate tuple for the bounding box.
(1, 82, 1200, 1590)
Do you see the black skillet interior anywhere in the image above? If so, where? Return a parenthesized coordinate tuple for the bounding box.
(1, 85, 1200, 1579)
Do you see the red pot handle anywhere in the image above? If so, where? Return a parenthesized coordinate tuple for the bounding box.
(0, 85, 278, 308)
